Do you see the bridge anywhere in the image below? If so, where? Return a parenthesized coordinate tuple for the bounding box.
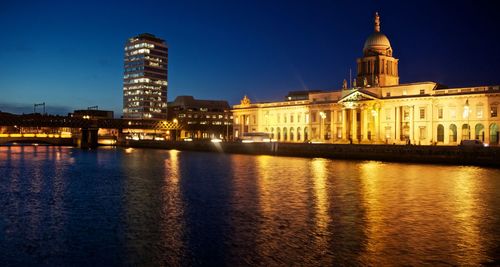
(0, 113, 181, 148)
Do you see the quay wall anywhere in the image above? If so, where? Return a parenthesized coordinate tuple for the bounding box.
(118, 140, 500, 167)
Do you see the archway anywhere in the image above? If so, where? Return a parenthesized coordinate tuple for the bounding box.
(437, 124, 444, 142)
(277, 128, 281, 141)
(290, 127, 294, 142)
(270, 127, 274, 139)
(449, 124, 457, 143)
(297, 127, 301, 141)
(475, 124, 485, 141)
(283, 127, 288, 141)
(304, 127, 309, 141)
(461, 124, 470, 140)
(490, 123, 499, 145)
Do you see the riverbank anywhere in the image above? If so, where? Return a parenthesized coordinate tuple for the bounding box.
(119, 140, 500, 167)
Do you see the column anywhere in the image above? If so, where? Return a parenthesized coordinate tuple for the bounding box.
(342, 109, 347, 141)
(395, 106, 401, 142)
(362, 108, 369, 141)
(409, 106, 414, 143)
(374, 108, 380, 142)
(352, 109, 358, 142)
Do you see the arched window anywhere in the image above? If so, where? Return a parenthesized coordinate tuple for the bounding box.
(290, 127, 294, 141)
(277, 128, 281, 141)
(475, 124, 485, 141)
(297, 127, 301, 141)
(462, 124, 470, 140)
(437, 124, 444, 142)
(490, 124, 499, 145)
(449, 124, 457, 143)
(283, 127, 288, 141)
(270, 127, 274, 139)
(304, 127, 309, 141)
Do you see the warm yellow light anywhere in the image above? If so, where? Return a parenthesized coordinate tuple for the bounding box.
(23, 134, 35, 137)
(36, 133, 48, 138)
(10, 134, 22, 137)
(0, 134, 9, 137)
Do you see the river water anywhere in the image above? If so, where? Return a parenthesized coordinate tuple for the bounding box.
(0, 145, 499, 266)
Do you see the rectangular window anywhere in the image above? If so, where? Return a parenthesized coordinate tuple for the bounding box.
(419, 127, 426, 140)
(385, 126, 392, 139)
(404, 110, 410, 121)
(284, 114, 287, 123)
(420, 89, 425, 95)
(386, 92, 391, 97)
(420, 107, 425, 119)
(337, 111, 342, 122)
(311, 112, 316, 123)
(491, 106, 498, 117)
(290, 114, 294, 123)
(385, 109, 391, 120)
(477, 107, 483, 119)
(450, 108, 456, 119)
(438, 108, 443, 119)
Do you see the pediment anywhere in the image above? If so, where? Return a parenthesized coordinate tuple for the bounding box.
(338, 90, 379, 103)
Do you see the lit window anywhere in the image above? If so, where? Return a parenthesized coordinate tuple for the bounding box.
(419, 127, 426, 140)
(491, 106, 498, 117)
(420, 107, 425, 119)
(476, 105, 483, 118)
(450, 108, 457, 119)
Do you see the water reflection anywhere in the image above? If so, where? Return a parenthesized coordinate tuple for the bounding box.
(1, 147, 499, 266)
(358, 162, 496, 265)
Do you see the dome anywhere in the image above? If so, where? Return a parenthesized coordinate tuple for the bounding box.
(362, 12, 393, 56)
(363, 32, 391, 55)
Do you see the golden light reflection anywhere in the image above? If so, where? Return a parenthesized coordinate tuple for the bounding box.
(125, 148, 134, 154)
(160, 149, 184, 266)
(358, 161, 487, 265)
(311, 158, 330, 232)
(310, 158, 331, 262)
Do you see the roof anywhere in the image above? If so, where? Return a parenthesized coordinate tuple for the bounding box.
(169, 96, 230, 110)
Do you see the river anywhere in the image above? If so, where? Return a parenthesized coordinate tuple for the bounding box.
(0, 145, 499, 266)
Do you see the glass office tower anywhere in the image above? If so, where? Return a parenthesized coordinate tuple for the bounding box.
(123, 33, 168, 119)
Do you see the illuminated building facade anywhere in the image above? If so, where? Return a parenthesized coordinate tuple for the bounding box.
(167, 96, 233, 140)
(123, 33, 168, 119)
(232, 13, 500, 145)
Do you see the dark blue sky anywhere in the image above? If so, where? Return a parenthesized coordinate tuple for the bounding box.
(1, 0, 499, 115)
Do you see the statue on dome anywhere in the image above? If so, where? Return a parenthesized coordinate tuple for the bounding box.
(363, 77, 368, 87)
(353, 79, 357, 88)
(342, 79, 347, 90)
(240, 95, 251, 106)
(375, 76, 379, 86)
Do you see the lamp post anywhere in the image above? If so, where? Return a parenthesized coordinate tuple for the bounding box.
(464, 99, 470, 139)
(319, 111, 326, 141)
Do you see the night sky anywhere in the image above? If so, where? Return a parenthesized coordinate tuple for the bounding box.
(1, 0, 499, 116)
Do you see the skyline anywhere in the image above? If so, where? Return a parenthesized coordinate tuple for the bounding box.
(1, 0, 499, 116)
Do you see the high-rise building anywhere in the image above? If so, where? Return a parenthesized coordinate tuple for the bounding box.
(123, 33, 168, 119)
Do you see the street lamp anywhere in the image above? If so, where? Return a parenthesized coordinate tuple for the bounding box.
(319, 111, 326, 140)
(464, 99, 470, 139)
